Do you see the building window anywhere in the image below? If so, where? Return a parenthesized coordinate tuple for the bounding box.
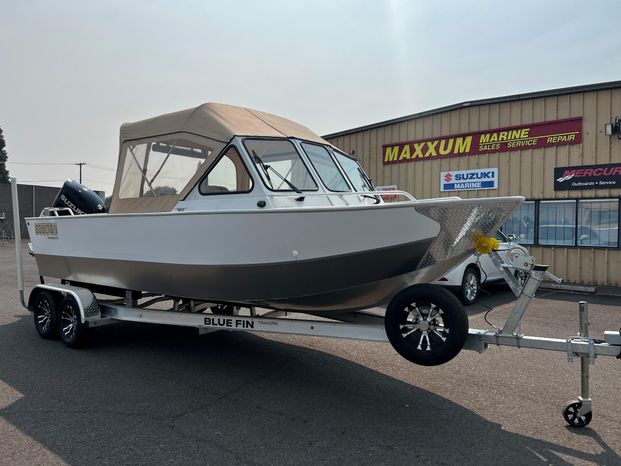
(503, 198, 619, 248)
(538, 200, 577, 246)
(578, 199, 619, 247)
(502, 201, 536, 244)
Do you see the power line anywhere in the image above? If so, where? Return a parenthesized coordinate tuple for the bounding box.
(19, 179, 67, 183)
(7, 161, 76, 166)
(84, 178, 114, 186)
(88, 164, 116, 172)
(8, 160, 116, 179)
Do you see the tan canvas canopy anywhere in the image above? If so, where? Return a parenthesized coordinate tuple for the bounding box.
(110, 103, 329, 214)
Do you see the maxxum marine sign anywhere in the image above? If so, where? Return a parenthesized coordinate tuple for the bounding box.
(555, 163, 621, 190)
(383, 118, 582, 164)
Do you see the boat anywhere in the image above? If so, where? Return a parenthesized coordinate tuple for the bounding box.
(26, 103, 523, 313)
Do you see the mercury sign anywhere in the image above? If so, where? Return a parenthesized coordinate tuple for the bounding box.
(441, 168, 498, 192)
(554, 163, 621, 190)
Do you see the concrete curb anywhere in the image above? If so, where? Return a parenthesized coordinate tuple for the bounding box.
(539, 282, 596, 294)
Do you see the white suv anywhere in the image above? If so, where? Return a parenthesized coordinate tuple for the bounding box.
(432, 231, 529, 305)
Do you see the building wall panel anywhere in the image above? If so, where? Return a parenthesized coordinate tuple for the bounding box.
(325, 87, 621, 286)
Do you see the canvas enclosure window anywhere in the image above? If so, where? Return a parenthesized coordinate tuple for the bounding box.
(119, 137, 211, 199)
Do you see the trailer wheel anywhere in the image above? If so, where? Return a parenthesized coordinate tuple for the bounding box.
(58, 296, 90, 348)
(385, 284, 468, 366)
(562, 400, 592, 427)
(32, 291, 59, 339)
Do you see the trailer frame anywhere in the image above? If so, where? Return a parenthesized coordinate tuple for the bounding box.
(10, 177, 620, 428)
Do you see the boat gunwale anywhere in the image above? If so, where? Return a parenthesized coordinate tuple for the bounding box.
(24, 195, 524, 221)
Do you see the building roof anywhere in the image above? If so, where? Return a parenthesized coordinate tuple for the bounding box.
(323, 80, 621, 139)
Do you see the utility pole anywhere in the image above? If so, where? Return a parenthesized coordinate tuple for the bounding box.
(75, 162, 86, 183)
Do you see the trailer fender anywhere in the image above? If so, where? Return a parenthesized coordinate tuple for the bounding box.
(28, 284, 101, 324)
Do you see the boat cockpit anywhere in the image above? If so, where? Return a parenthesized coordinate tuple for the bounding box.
(115, 134, 382, 214)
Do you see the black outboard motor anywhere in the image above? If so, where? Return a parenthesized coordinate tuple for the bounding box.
(53, 180, 106, 215)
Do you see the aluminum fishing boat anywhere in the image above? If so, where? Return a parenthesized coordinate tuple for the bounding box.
(26, 103, 523, 312)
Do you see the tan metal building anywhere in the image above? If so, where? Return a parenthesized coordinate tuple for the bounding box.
(324, 81, 621, 287)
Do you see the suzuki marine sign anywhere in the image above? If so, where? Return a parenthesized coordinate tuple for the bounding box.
(441, 168, 498, 192)
(383, 118, 582, 165)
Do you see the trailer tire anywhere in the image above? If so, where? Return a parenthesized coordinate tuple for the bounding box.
(58, 296, 90, 348)
(32, 291, 59, 339)
(385, 284, 468, 366)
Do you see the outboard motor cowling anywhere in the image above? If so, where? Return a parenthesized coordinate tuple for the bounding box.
(53, 180, 106, 215)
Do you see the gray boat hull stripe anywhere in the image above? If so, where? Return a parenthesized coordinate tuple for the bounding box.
(35, 237, 434, 310)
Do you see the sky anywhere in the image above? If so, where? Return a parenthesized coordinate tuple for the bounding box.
(1, 0, 620, 195)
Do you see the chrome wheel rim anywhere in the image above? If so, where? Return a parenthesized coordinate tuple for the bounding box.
(61, 303, 78, 339)
(400, 302, 449, 351)
(36, 298, 52, 332)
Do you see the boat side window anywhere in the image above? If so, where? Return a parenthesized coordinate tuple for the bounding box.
(199, 146, 253, 195)
(332, 150, 373, 192)
(243, 139, 318, 192)
(119, 138, 210, 199)
(301, 143, 351, 192)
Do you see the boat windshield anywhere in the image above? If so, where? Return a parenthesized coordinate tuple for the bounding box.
(244, 139, 318, 192)
(301, 143, 350, 192)
(119, 137, 210, 199)
(332, 150, 374, 192)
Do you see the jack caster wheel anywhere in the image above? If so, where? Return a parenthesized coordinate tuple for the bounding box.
(58, 296, 90, 348)
(385, 284, 468, 366)
(562, 400, 592, 428)
(32, 291, 59, 339)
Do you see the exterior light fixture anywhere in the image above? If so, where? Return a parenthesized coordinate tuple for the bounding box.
(604, 117, 620, 138)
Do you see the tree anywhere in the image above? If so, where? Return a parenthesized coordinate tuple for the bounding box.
(144, 185, 178, 197)
(0, 127, 9, 182)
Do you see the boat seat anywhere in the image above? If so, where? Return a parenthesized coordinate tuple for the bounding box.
(202, 185, 230, 194)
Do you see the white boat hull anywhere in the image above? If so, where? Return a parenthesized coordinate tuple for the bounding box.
(27, 198, 522, 311)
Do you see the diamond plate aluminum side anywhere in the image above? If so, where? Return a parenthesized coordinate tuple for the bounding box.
(34, 284, 101, 321)
(414, 197, 523, 270)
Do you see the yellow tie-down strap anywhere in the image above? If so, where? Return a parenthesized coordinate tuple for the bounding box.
(472, 230, 500, 255)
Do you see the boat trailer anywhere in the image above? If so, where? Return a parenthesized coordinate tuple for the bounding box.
(11, 178, 620, 428)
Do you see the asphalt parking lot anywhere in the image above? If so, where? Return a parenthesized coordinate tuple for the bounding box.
(0, 240, 619, 465)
